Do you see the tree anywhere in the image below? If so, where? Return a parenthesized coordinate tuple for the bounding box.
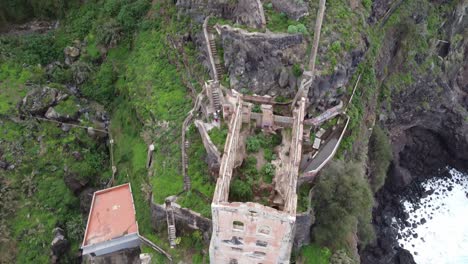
(312, 160, 374, 250)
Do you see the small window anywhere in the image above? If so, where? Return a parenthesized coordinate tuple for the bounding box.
(256, 240, 268, 247)
(249, 210, 259, 217)
(229, 259, 238, 264)
(233, 221, 244, 231)
(257, 225, 271, 235)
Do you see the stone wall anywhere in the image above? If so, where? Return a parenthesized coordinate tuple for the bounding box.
(150, 199, 212, 241)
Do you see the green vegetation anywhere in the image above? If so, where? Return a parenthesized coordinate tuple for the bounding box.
(178, 125, 215, 218)
(312, 160, 374, 252)
(298, 243, 332, 264)
(246, 132, 282, 154)
(368, 126, 392, 192)
(208, 124, 228, 151)
(0, 119, 109, 262)
(264, 5, 308, 33)
(297, 182, 311, 213)
(0, 0, 80, 28)
(287, 23, 308, 34)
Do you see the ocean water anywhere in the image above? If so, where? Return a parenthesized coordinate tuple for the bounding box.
(395, 168, 468, 264)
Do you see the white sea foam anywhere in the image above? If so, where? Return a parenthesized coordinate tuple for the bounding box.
(396, 168, 468, 264)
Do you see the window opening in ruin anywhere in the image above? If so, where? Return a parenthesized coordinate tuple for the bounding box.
(229, 259, 239, 264)
(233, 221, 244, 231)
(256, 240, 268, 247)
(252, 251, 266, 258)
(257, 225, 271, 235)
(249, 210, 259, 217)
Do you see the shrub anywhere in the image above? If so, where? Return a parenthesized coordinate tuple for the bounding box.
(330, 41, 342, 53)
(96, 18, 123, 48)
(230, 178, 253, 201)
(287, 25, 298, 34)
(368, 126, 392, 192)
(296, 23, 307, 34)
(261, 163, 275, 183)
(246, 136, 261, 153)
(292, 64, 303, 77)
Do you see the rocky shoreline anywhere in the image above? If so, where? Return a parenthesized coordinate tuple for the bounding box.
(361, 167, 468, 264)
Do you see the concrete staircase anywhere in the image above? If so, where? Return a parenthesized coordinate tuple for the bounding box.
(203, 17, 225, 82)
(183, 140, 190, 190)
(211, 87, 222, 111)
(207, 25, 225, 81)
(165, 202, 177, 248)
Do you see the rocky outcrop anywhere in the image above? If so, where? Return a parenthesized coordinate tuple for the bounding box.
(271, 0, 309, 20)
(233, 0, 266, 29)
(176, 0, 265, 28)
(220, 25, 307, 97)
(50, 227, 70, 264)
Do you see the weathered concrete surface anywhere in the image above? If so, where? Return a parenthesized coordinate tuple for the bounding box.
(210, 202, 295, 264)
(220, 25, 307, 97)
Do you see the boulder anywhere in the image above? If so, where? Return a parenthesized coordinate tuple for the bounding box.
(19, 86, 68, 116)
(64, 46, 80, 65)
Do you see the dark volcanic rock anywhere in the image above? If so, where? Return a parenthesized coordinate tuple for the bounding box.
(393, 248, 416, 264)
(220, 25, 306, 97)
(50, 227, 70, 264)
(64, 171, 88, 195)
(79, 187, 98, 215)
(361, 2, 467, 263)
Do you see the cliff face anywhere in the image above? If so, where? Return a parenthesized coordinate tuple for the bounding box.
(381, 0, 468, 191)
(220, 25, 307, 97)
(361, 0, 467, 263)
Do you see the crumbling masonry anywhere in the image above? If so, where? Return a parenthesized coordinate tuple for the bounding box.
(209, 83, 307, 263)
